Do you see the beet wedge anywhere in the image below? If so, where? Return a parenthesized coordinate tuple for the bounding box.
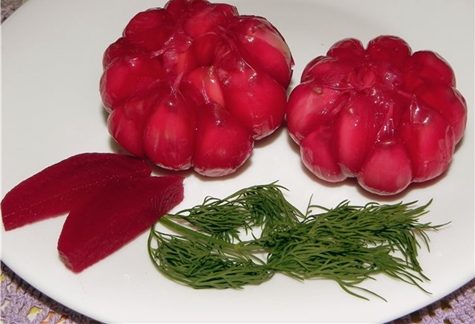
(57, 175, 184, 273)
(2, 153, 152, 230)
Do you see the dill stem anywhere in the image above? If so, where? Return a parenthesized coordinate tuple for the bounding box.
(158, 215, 266, 264)
(159, 215, 234, 249)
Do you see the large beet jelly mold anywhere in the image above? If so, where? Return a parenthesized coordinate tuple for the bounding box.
(100, 0, 294, 177)
(286, 35, 467, 195)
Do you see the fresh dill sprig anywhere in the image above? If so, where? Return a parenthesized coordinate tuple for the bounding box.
(147, 182, 447, 300)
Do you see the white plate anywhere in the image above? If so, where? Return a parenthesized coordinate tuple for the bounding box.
(1, 0, 473, 323)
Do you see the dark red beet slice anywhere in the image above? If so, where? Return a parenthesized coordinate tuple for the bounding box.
(1, 153, 152, 230)
(57, 175, 184, 273)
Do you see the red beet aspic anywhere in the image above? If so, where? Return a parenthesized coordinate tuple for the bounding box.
(58, 175, 184, 273)
(1, 153, 152, 231)
(100, 0, 294, 177)
(286, 35, 467, 195)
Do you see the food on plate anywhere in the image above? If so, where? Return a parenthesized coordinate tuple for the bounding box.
(286, 35, 467, 195)
(1, 151, 184, 273)
(149, 182, 443, 299)
(1, 153, 152, 230)
(59, 175, 184, 273)
(100, 0, 294, 177)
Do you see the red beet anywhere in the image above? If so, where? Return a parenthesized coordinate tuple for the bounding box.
(57, 176, 184, 273)
(1, 153, 152, 230)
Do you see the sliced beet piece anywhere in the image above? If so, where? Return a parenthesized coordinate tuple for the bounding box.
(2, 153, 152, 230)
(57, 175, 184, 273)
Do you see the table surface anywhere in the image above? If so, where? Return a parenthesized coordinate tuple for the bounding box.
(1, 1, 474, 323)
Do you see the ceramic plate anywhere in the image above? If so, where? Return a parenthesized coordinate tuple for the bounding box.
(2, 0, 473, 322)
